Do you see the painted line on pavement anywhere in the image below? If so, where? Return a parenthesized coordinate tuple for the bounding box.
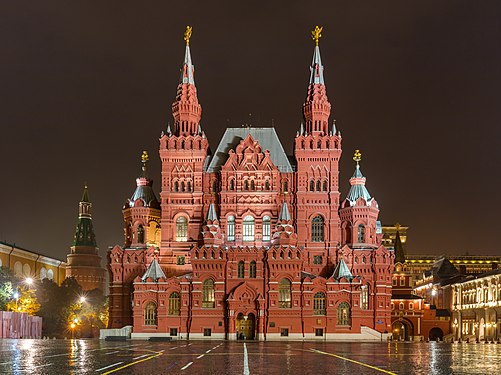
(243, 343, 250, 375)
(206, 349, 211, 353)
(197, 354, 205, 359)
(181, 361, 193, 370)
(132, 354, 149, 360)
(95, 362, 124, 372)
(310, 349, 397, 375)
(170, 346, 178, 350)
(100, 352, 163, 375)
(106, 351, 120, 355)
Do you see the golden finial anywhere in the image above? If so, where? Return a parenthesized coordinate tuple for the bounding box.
(353, 149, 362, 163)
(184, 25, 193, 46)
(311, 25, 323, 46)
(141, 150, 149, 163)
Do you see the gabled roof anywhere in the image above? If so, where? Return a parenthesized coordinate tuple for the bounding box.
(332, 258, 354, 281)
(141, 258, 166, 281)
(206, 127, 294, 173)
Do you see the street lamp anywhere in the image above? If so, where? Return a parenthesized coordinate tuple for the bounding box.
(25, 277, 33, 286)
(79, 296, 86, 303)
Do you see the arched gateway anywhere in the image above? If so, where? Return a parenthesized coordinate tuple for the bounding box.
(236, 312, 256, 340)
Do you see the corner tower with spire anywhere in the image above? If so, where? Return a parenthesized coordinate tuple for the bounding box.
(66, 185, 106, 291)
(294, 26, 343, 275)
(159, 26, 210, 275)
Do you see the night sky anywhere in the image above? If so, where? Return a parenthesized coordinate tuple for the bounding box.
(1, 1, 500, 261)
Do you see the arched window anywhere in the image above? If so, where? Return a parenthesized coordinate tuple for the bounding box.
(212, 180, 218, 193)
(360, 285, 369, 309)
(337, 302, 351, 326)
(174, 181, 179, 192)
(244, 180, 249, 190)
(250, 261, 256, 278)
(40, 267, 47, 280)
(313, 292, 326, 315)
(311, 215, 324, 242)
(243, 215, 255, 242)
(168, 292, 180, 315)
(176, 217, 188, 241)
(181, 181, 185, 192)
(309, 180, 315, 192)
(357, 224, 365, 243)
(202, 279, 215, 308)
(137, 225, 145, 243)
(283, 181, 288, 192)
(265, 180, 270, 190)
(47, 269, 54, 280)
(187, 180, 192, 192)
(278, 279, 292, 308)
(229, 179, 235, 190)
(250, 180, 255, 190)
(316, 180, 321, 191)
(262, 215, 271, 241)
(323, 181, 328, 191)
(23, 264, 31, 277)
(144, 302, 157, 325)
(227, 216, 235, 241)
(14, 261, 22, 276)
(238, 261, 245, 278)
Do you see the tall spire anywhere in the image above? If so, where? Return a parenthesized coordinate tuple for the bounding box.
(303, 26, 331, 135)
(73, 184, 97, 247)
(172, 25, 202, 136)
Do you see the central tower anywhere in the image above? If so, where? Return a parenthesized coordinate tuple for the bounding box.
(294, 26, 342, 275)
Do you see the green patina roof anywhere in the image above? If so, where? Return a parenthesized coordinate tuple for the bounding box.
(73, 217, 97, 247)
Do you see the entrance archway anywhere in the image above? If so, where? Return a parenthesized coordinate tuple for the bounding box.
(392, 319, 413, 341)
(236, 313, 255, 340)
(429, 327, 444, 341)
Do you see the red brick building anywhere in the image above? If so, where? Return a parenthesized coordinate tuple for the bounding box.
(108, 27, 394, 340)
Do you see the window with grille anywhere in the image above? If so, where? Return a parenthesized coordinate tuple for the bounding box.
(337, 302, 351, 326)
(144, 302, 157, 325)
(313, 292, 326, 315)
(170, 328, 178, 336)
(360, 285, 369, 310)
(250, 261, 256, 278)
(313, 255, 323, 264)
(176, 217, 188, 241)
(137, 225, 145, 243)
(204, 328, 212, 336)
(311, 216, 324, 242)
(357, 224, 365, 243)
(177, 255, 185, 265)
(315, 328, 324, 337)
(238, 261, 245, 278)
(227, 216, 235, 241)
(279, 279, 292, 308)
(202, 279, 215, 308)
(262, 216, 271, 241)
(280, 328, 289, 337)
(168, 292, 180, 315)
(243, 215, 255, 242)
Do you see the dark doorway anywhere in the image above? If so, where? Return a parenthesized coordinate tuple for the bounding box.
(429, 327, 444, 341)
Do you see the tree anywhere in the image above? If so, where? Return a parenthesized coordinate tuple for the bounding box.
(0, 267, 18, 310)
(6, 285, 40, 316)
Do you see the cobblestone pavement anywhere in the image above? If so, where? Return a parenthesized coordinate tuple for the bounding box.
(0, 339, 499, 374)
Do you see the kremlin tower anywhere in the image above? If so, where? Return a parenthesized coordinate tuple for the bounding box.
(65, 185, 106, 291)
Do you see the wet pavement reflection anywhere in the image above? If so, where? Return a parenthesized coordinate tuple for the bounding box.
(0, 339, 499, 374)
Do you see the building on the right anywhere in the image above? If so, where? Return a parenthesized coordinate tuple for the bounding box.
(450, 269, 501, 342)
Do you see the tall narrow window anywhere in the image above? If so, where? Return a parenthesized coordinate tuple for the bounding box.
(181, 181, 185, 192)
(187, 180, 192, 192)
(316, 180, 321, 191)
(262, 215, 271, 241)
(176, 217, 188, 242)
(238, 261, 245, 278)
(212, 180, 218, 193)
(250, 261, 256, 278)
(174, 181, 179, 192)
(227, 216, 235, 241)
(283, 181, 288, 192)
(144, 302, 157, 325)
(313, 292, 326, 315)
(250, 180, 255, 190)
(243, 215, 255, 242)
(278, 279, 292, 308)
(323, 181, 328, 191)
(360, 285, 369, 310)
(244, 180, 249, 190)
(202, 279, 215, 308)
(137, 225, 145, 243)
(265, 180, 270, 190)
(168, 292, 180, 315)
(357, 224, 365, 243)
(337, 302, 351, 326)
(229, 179, 235, 190)
(310, 180, 315, 191)
(311, 216, 324, 242)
